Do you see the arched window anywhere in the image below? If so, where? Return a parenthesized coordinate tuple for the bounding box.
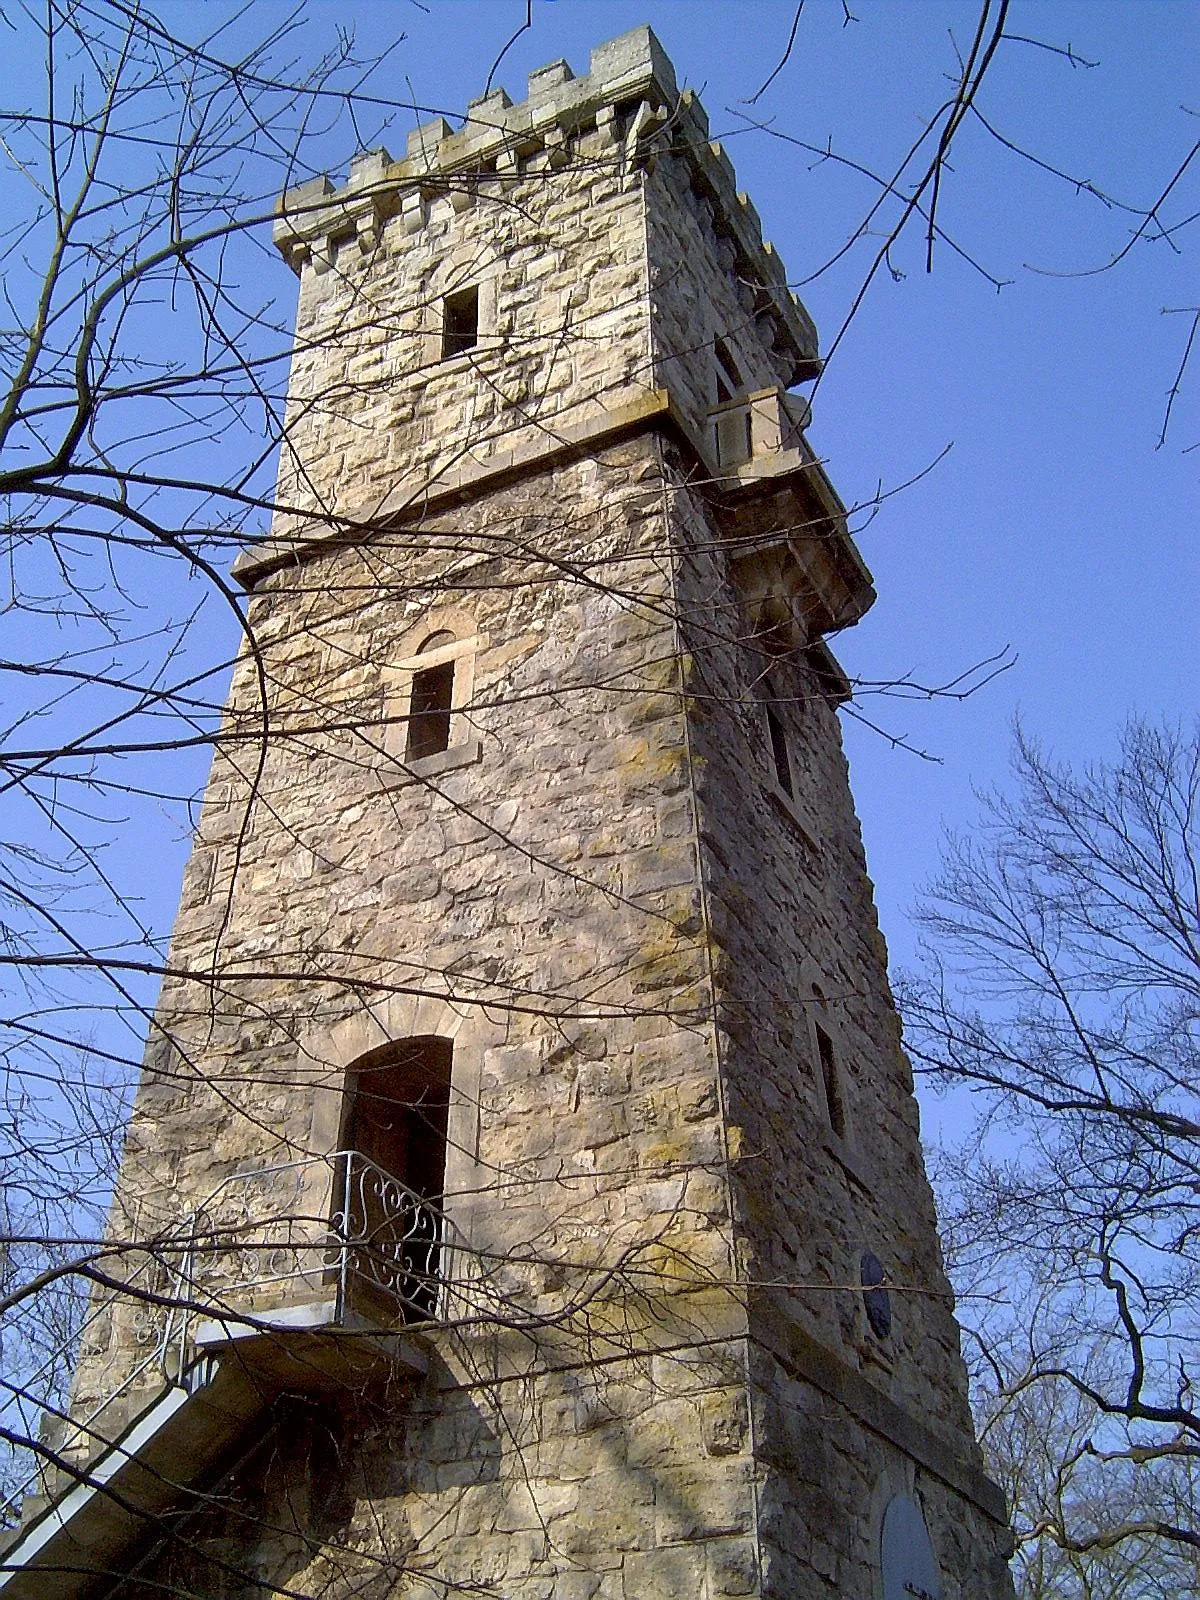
(880, 1493, 941, 1600)
(343, 1036, 452, 1197)
(385, 613, 483, 779)
(405, 631, 457, 761)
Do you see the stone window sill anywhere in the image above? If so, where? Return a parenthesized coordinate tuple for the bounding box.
(432, 349, 480, 374)
(825, 1130, 870, 1192)
(381, 738, 483, 787)
(422, 340, 504, 375)
(858, 1334, 897, 1376)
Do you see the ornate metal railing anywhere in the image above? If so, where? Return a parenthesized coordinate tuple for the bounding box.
(1, 1151, 452, 1525)
(181, 1149, 452, 1326)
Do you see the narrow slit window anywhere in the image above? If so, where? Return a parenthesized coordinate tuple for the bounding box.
(442, 285, 479, 358)
(766, 704, 793, 797)
(714, 336, 743, 402)
(815, 1022, 846, 1141)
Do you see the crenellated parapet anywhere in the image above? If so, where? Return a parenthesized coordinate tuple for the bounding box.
(273, 26, 819, 383)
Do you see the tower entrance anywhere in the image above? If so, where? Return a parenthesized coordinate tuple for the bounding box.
(339, 1037, 452, 1321)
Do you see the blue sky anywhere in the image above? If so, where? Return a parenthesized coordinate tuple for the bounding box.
(5, 0, 1196, 1141)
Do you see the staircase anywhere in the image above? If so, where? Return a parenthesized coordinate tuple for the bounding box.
(0, 1151, 448, 1597)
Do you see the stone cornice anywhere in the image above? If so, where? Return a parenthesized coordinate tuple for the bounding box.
(233, 386, 869, 638)
(751, 1302, 1010, 1531)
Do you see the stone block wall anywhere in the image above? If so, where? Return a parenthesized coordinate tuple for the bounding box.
(276, 113, 652, 533)
(70, 437, 772, 1597)
(71, 435, 1013, 1599)
(68, 439, 741, 1438)
(125, 1337, 762, 1599)
(645, 138, 796, 436)
(671, 459, 980, 1433)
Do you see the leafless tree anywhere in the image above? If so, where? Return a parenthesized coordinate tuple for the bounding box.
(735, 1, 1199, 450)
(904, 719, 1200, 1573)
(0, 0, 1193, 1586)
(0, 0, 399, 1520)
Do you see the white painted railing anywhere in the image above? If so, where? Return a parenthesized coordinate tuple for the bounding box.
(181, 1149, 451, 1326)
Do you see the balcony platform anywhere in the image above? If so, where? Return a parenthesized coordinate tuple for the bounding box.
(0, 1305, 427, 1600)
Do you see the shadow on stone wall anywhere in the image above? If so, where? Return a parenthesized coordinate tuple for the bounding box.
(116, 1370, 501, 1598)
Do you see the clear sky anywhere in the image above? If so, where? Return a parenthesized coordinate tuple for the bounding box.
(6, 0, 1197, 1142)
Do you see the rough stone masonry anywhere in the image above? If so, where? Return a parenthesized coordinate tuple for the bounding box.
(38, 25, 1015, 1600)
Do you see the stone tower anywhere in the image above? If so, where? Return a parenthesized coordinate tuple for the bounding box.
(3, 28, 1014, 1600)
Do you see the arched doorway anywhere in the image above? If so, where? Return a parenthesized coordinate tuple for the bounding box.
(337, 1036, 453, 1320)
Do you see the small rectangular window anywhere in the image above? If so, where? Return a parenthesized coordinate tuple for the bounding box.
(766, 704, 793, 797)
(442, 285, 479, 358)
(815, 1023, 846, 1141)
(406, 660, 455, 761)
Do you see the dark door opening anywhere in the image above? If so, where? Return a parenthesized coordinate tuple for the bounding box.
(339, 1037, 452, 1321)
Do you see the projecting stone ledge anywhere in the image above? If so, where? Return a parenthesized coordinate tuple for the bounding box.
(232, 384, 868, 622)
